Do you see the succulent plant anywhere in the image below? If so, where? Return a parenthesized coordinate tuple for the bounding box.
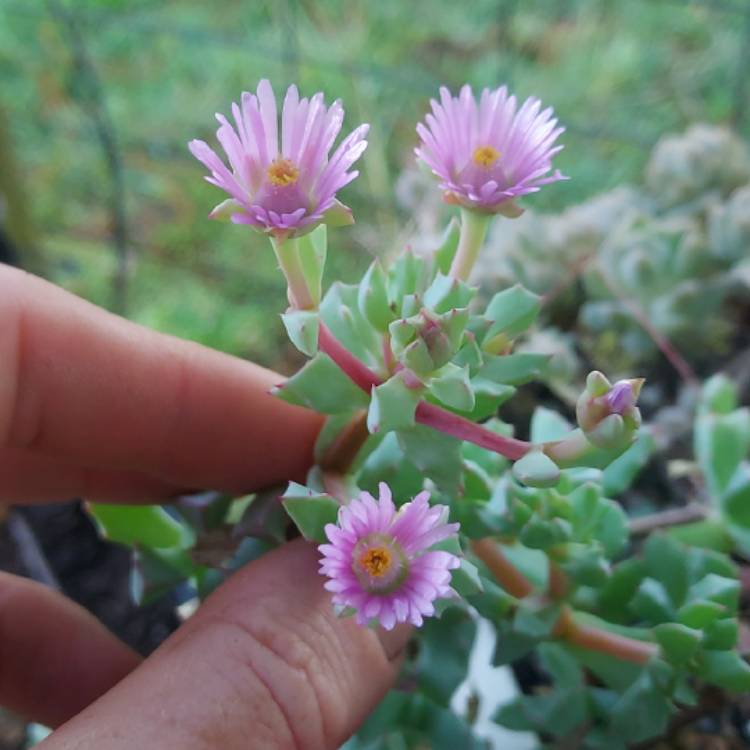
(476, 124, 750, 375)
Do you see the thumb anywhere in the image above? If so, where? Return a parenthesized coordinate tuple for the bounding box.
(40, 539, 410, 750)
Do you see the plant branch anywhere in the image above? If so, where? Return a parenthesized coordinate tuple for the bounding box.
(321, 471, 349, 504)
(472, 540, 657, 665)
(470, 538, 535, 598)
(555, 607, 658, 665)
(628, 502, 709, 537)
(318, 322, 532, 461)
(595, 265, 698, 387)
(319, 410, 370, 473)
(318, 322, 382, 390)
(415, 402, 531, 460)
(548, 560, 570, 599)
(540, 251, 596, 309)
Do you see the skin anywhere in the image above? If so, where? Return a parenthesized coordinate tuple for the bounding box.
(0, 264, 409, 749)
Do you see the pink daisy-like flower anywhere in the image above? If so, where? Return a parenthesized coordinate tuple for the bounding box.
(189, 79, 369, 237)
(319, 483, 460, 630)
(415, 84, 567, 214)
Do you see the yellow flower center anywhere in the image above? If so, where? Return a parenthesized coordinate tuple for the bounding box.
(359, 546, 393, 578)
(472, 145, 500, 168)
(267, 158, 300, 187)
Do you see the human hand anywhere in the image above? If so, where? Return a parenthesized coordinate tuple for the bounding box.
(0, 264, 409, 749)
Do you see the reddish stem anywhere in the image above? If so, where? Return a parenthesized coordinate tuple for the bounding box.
(548, 560, 569, 599)
(319, 411, 370, 473)
(471, 538, 535, 598)
(541, 251, 596, 309)
(381, 332, 396, 374)
(595, 266, 698, 387)
(472, 539, 659, 665)
(318, 323, 381, 391)
(415, 402, 530, 460)
(555, 608, 658, 665)
(317, 322, 532, 462)
(321, 471, 349, 504)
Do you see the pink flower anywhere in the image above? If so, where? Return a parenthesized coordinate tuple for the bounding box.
(189, 80, 368, 237)
(319, 483, 460, 630)
(416, 84, 567, 214)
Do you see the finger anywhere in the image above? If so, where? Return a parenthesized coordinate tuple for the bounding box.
(43, 541, 410, 750)
(0, 449, 185, 504)
(0, 265, 323, 495)
(0, 572, 141, 727)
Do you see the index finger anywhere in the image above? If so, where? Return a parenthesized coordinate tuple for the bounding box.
(0, 264, 323, 493)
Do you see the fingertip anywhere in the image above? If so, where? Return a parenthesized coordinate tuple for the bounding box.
(374, 622, 412, 662)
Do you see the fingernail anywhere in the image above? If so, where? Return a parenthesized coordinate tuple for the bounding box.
(375, 623, 412, 661)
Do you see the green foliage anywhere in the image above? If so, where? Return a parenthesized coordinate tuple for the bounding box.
(276, 352, 370, 413)
(413, 608, 477, 706)
(601, 429, 655, 496)
(482, 284, 541, 350)
(494, 644, 588, 738)
(687, 377, 750, 557)
(512, 449, 561, 488)
(281, 309, 320, 357)
(397, 425, 463, 494)
(281, 482, 339, 543)
(476, 352, 550, 386)
(88, 503, 194, 549)
(368, 373, 422, 433)
(358, 260, 393, 333)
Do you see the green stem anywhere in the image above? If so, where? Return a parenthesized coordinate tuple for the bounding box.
(271, 236, 316, 310)
(448, 208, 491, 281)
(542, 429, 593, 466)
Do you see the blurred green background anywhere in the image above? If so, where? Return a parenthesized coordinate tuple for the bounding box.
(1, 0, 747, 370)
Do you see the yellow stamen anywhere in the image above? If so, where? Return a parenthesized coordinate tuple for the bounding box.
(267, 158, 299, 187)
(472, 145, 500, 168)
(360, 546, 392, 578)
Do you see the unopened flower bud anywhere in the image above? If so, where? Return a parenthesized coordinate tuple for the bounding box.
(607, 380, 637, 414)
(576, 372, 644, 450)
(389, 308, 467, 376)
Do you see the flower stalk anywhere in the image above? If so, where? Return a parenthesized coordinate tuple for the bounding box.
(449, 208, 491, 281)
(271, 236, 316, 310)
